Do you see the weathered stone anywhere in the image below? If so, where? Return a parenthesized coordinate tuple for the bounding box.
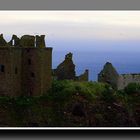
(0, 34, 7, 46)
(98, 62, 119, 89)
(20, 35, 35, 48)
(118, 73, 140, 90)
(54, 52, 76, 80)
(8, 35, 20, 46)
(36, 35, 45, 48)
(77, 69, 89, 81)
(0, 34, 52, 97)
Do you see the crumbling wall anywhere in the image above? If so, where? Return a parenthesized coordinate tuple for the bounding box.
(0, 34, 52, 97)
(36, 35, 46, 48)
(0, 34, 8, 46)
(77, 69, 89, 81)
(98, 62, 140, 90)
(8, 35, 20, 46)
(20, 35, 35, 48)
(54, 52, 89, 81)
(98, 62, 119, 89)
(117, 74, 140, 90)
(54, 52, 76, 80)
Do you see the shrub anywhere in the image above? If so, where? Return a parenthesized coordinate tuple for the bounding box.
(100, 84, 116, 102)
(124, 83, 140, 95)
(50, 79, 107, 103)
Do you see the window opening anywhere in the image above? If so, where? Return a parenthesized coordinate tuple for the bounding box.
(12, 39, 15, 46)
(31, 72, 35, 77)
(15, 67, 18, 74)
(0, 65, 5, 72)
(28, 59, 31, 65)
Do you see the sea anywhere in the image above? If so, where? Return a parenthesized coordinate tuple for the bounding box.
(51, 40, 140, 81)
(4, 35, 140, 81)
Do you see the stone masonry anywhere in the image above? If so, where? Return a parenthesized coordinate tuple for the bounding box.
(98, 62, 140, 90)
(53, 52, 89, 81)
(0, 34, 52, 97)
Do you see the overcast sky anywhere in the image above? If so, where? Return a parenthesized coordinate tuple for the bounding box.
(1, 11, 140, 52)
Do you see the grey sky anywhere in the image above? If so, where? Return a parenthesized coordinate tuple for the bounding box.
(1, 11, 140, 51)
(1, 11, 140, 80)
(1, 11, 140, 38)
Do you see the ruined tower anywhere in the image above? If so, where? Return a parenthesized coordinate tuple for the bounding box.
(53, 52, 89, 81)
(53, 52, 76, 80)
(0, 34, 52, 97)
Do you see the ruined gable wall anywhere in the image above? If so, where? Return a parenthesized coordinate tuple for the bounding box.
(117, 74, 140, 90)
(54, 52, 76, 80)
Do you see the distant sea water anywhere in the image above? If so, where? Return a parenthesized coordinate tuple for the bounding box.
(52, 50, 140, 81)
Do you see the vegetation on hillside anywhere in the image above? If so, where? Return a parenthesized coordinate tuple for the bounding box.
(0, 80, 139, 127)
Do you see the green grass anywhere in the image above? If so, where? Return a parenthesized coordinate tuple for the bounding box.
(50, 79, 107, 102)
(0, 80, 139, 126)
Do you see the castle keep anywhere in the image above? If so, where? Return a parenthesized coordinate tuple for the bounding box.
(0, 34, 52, 97)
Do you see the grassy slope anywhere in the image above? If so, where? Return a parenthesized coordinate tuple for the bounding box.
(0, 80, 139, 126)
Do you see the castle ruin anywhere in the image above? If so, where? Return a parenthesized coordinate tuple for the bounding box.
(98, 62, 140, 90)
(0, 34, 52, 97)
(53, 52, 89, 81)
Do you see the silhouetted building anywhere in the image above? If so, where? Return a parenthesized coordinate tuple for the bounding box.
(53, 52, 89, 81)
(0, 34, 52, 96)
(98, 62, 140, 89)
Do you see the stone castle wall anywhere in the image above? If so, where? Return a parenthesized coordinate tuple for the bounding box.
(21, 48, 52, 96)
(117, 74, 140, 90)
(0, 47, 22, 96)
(98, 62, 140, 90)
(53, 52, 89, 81)
(76, 69, 89, 81)
(0, 34, 52, 97)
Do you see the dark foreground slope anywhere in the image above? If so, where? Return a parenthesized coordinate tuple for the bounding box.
(0, 80, 139, 127)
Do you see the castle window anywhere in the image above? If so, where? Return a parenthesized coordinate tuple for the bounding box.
(28, 59, 31, 65)
(0, 65, 5, 72)
(31, 72, 35, 77)
(15, 67, 18, 74)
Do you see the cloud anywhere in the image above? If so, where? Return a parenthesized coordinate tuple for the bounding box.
(1, 11, 140, 41)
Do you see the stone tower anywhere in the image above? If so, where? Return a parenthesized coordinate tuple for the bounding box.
(0, 34, 52, 97)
